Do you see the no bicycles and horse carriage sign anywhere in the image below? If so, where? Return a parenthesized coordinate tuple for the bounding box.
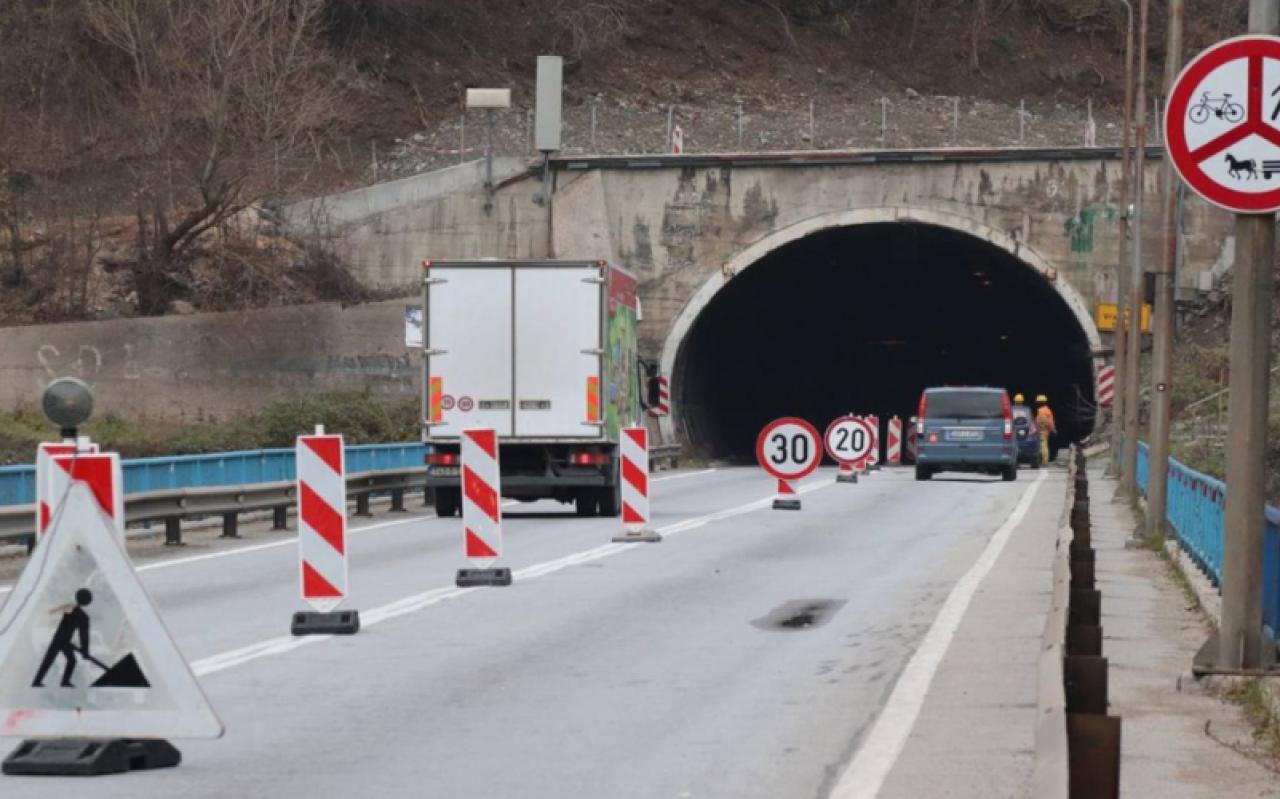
(1165, 35, 1280, 213)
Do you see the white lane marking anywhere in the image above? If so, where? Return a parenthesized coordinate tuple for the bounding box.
(192, 477, 832, 677)
(1, 468, 724, 596)
(828, 469, 1048, 799)
(653, 467, 717, 483)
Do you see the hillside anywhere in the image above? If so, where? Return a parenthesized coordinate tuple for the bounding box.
(0, 0, 1252, 324)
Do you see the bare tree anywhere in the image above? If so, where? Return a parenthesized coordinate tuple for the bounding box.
(85, 0, 349, 314)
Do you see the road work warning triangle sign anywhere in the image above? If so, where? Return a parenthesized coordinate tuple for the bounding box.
(0, 483, 223, 739)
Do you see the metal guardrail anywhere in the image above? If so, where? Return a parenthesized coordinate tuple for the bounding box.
(1136, 441, 1280, 642)
(0, 443, 428, 506)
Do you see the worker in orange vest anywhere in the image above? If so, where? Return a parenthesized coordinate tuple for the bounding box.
(1034, 394, 1056, 464)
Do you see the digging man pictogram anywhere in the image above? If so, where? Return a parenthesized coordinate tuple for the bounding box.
(31, 589, 92, 688)
(30, 588, 150, 689)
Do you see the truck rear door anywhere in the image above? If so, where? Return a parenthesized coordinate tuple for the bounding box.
(427, 264, 514, 437)
(513, 264, 601, 437)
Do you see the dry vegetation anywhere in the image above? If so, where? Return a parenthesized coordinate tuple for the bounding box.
(0, 0, 1253, 325)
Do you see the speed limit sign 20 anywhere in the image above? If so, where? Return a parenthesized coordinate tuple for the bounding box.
(756, 417, 822, 481)
(824, 416, 875, 465)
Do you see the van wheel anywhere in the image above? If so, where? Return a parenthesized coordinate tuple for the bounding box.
(1002, 465, 1018, 482)
(1032, 454, 1042, 469)
(915, 465, 932, 481)
(434, 488, 460, 518)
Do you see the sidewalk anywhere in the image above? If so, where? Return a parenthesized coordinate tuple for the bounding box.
(1090, 467, 1280, 797)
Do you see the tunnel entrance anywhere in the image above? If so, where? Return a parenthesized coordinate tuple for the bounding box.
(670, 219, 1097, 462)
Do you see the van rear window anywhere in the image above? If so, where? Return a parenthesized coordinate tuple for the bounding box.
(925, 392, 1004, 420)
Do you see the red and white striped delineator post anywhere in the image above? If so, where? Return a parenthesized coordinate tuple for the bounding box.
(46, 448, 123, 546)
(887, 416, 903, 465)
(292, 426, 360, 636)
(613, 427, 662, 543)
(867, 415, 881, 470)
(456, 428, 512, 586)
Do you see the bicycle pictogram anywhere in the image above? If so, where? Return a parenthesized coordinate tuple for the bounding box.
(1165, 36, 1280, 213)
(1188, 92, 1245, 124)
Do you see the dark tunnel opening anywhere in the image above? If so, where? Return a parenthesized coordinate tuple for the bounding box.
(674, 222, 1097, 462)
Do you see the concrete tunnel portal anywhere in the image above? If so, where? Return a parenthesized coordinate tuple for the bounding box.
(665, 215, 1099, 462)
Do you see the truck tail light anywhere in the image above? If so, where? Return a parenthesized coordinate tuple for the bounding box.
(427, 453, 459, 466)
(571, 451, 610, 466)
(916, 393, 927, 435)
(1002, 393, 1013, 440)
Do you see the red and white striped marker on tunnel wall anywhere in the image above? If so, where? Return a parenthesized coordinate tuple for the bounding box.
(456, 428, 512, 586)
(648, 376, 670, 418)
(45, 447, 122, 544)
(613, 427, 662, 543)
(297, 427, 348, 612)
(886, 416, 903, 465)
(1096, 361, 1116, 407)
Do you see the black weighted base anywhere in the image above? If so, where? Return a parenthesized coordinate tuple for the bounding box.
(773, 499, 802, 511)
(3, 739, 180, 776)
(836, 472, 859, 484)
(291, 610, 361, 636)
(456, 568, 513, 587)
(611, 529, 663, 543)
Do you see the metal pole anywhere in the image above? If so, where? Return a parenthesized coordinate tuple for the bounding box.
(1019, 99, 1026, 144)
(590, 103, 597, 152)
(666, 105, 674, 151)
(459, 113, 466, 165)
(736, 102, 744, 148)
(953, 97, 960, 145)
(483, 109, 494, 213)
(1110, 0, 1135, 480)
(1220, 0, 1279, 670)
(881, 98, 888, 148)
(808, 99, 815, 146)
(1145, 0, 1183, 538)
(1121, 0, 1149, 501)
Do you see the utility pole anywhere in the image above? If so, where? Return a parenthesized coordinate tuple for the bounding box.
(1121, 0, 1150, 501)
(1219, 0, 1279, 670)
(1145, 0, 1184, 538)
(1109, 0, 1135, 480)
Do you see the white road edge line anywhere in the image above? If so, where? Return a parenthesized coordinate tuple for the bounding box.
(0, 468, 724, 596)
(827, 469, 1049, 799)
(192, 476, 832, 677)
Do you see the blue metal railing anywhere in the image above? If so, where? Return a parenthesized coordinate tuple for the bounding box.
(1136, 440, 1279, 642)
(0, 443, 427, 506)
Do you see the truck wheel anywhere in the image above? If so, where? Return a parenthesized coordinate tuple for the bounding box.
(575, 492, 599, 517)
(434, 488, 460, 518)
(597, 479, 622, 517)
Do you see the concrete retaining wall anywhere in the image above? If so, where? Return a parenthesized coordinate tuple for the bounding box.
(0, 301, 416, 419)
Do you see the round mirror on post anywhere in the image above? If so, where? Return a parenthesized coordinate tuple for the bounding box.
(42, 377, 95, 439)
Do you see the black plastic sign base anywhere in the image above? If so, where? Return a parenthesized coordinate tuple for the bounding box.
(3, 738, 180, 776)
(291, 610, 361, 636)
(456, 568, 513, 587)
(611, 529, 663, 543)
(773, 499, 802, 511)
(836, 472, 858, 484)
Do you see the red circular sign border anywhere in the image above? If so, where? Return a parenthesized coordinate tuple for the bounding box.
(822, 415, 875, 465)
(755, 417, 822, 480)
(1165, 35, 1280, 213)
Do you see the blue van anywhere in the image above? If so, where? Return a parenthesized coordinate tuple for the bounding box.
(914, 387, 1017, 481)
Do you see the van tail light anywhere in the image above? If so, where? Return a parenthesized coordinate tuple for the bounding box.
(916, 393, 927, 435)
(1002, 393, 1013, 440)
(427, 452, 459, 466)
(571, 450, 610, 466)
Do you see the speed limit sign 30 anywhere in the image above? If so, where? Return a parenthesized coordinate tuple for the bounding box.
(756, 417, 821, 510)
(825, 416, 874, 484)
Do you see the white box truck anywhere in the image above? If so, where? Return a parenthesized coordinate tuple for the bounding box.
(420, 259, 654, 517)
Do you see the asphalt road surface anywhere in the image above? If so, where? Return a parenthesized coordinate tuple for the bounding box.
(0, 465, 1055, 798)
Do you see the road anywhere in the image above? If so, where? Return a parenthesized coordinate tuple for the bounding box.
(1, 465, 1059, 798)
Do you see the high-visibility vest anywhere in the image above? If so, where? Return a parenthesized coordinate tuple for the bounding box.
(1035, 406, 1056, 433)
